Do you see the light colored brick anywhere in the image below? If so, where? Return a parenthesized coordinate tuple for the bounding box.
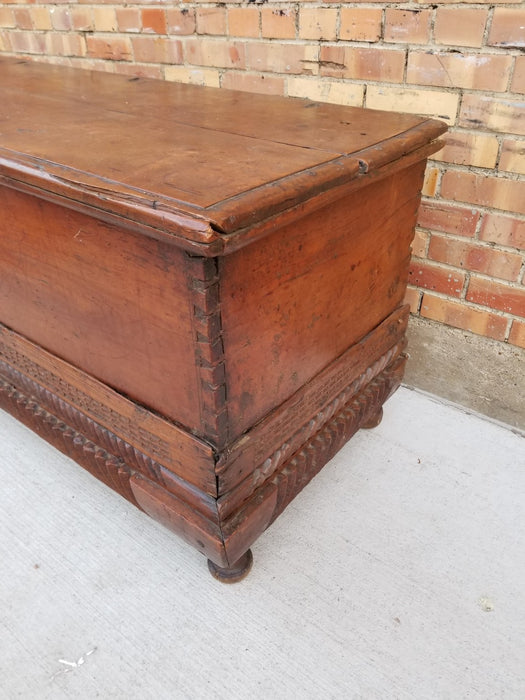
(86, 36, 132, 62)
(132, 36, 182, 65)
(222, 71, 284, 96)
(407, 51, 513, 92)
(166, 9, 195, 36)
(366, 86, 458, 125)
(165, 65, 220, 88)
(228, 7, 259, 38)
(142, 9, 166, 35)
(421, 167, 440, 197)
(467, 276, 525, 318)
(50, 7, 73, 32)
(0, 8, 15, 29)
(420, 293, 508, 340)
(31, 7, 53, 31)
(459, 94, 525, 136)
(428, 235, 523, 281)
(413, 0, 521, 4)
(340, 8, 382, 42)
(261, 8, 296, 40)
(509, 319, 525, 348)
(196, 7, 226, 36)
(441, 170, 525, 216)
(113, 63, 161, 79)
(434, 8, 488, 48)
(408, 260, 466, 296)
(384, 9, 431, 44)
(186, 38, 245, 70)
(488, 8, 525, 49)
(287, 77, 363, 107)
(116, 8, 141, 33)
(418, 201, 480, 238)
(479, 213, 525, 250)
(299, 8, 337, 41)
(432, 131, 499, 168)
(8, 31, 46, 54)
(46, 32, 87, 58)
(93, 8, 117, 33)
(412, 228, 429, 258)
(320, 46, 405, 83)
(499, 139, 525, 176)
(512, 56, 525, 94)
(247, 42, 316, 75)
(404, 286, 422, 314)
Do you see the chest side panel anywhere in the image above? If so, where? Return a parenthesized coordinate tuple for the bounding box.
(220, 161, 426, 438)
(0, 186, 200, 429)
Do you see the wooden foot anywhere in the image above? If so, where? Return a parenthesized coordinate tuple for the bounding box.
(207, 549, 254, 583)
(361, 407, 383, 429)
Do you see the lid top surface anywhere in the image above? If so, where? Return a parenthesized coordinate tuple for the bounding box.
(0, 58, 445, 243)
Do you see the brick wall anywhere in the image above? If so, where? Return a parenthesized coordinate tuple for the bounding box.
(1, 2, 524, 351)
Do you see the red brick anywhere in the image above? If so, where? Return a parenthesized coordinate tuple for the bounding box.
(71, 8, 93, 32)
(262, 8, 296, 39)
(479, 213, 525, 250)
(320, 46, 405, 83)
(441, 170, 525, 217)
(132, 36, 182, 64)
(404, 286, 422, 314)
(86, 36, 132, 61)
(509, 319, 525, 348)
(228, 8, 259, 38)
(467, 277, 525, 317)
(428, 235, 523, 281)
(116, 9, 141, 33)
(420, 293, 508, 340)
(512, 56, 525, 94)
(384, 9, 431, 44)
(221, 71, 284, 96)
(141, 9, 166, 35)
(407, 51, 513, 91)
(13, 9, 32, 30)
(488, 8, 525, 49)
(434, 8, 488, 47)
(459, 94, 525, 136)
(196, 7, 226, 36)
(417, 201, 480, 237)
(408, 260, 466, 296)
(340, 8, 382, 42)
(167, 9, 195, 36)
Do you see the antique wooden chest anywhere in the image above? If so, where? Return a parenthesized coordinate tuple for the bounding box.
(0, 58, 446, 581)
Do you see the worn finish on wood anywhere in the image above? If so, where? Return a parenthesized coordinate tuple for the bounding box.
(0, 59, 446, 579)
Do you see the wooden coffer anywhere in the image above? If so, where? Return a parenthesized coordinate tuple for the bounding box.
(0, 59, 446, 580)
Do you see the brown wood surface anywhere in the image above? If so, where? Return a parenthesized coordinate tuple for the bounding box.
(0, 187, 202, 431)
(220, 161, 426, 438)
(0, 58, 446, 246)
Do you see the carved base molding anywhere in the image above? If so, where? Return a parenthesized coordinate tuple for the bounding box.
(0, 340, 404, 569)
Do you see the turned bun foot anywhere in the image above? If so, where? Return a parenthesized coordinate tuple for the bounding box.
(207, 549, 254, 583)
(361, 407, 383, 429)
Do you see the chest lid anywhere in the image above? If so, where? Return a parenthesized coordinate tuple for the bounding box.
(0, 58, 446, 253)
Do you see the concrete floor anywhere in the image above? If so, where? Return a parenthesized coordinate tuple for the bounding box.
(0, 387, 524, 699)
